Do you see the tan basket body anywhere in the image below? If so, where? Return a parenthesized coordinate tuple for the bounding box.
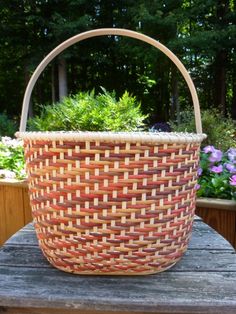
(18, 28, 206, 275)
(23, 136, 200, 274)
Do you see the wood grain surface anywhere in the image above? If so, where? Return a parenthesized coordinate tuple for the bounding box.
(0, 183, 31, 246)
(0, 218, 235, 314)
(196, 206, 236, 249)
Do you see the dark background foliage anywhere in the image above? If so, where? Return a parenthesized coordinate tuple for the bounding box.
(0, 0, 235, 127)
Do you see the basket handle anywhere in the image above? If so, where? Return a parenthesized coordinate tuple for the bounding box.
(20, 28, 203, 133)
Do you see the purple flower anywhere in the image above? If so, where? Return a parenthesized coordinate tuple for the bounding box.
(197, 167, 203, 176)
(230, 175, 236, 186)
(225, 163, 236, 173)
(209, 149, 223, 163)
(227, 148, 236, 162)
(203, 146, 215, 154)
(195, 184, 201, 190)
(210, 165, 223, 173)
(203, 146, 223, 162)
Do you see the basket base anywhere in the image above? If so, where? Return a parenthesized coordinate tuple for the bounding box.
(43, 254, 181, 275)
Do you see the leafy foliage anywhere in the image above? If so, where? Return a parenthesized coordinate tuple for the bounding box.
(28, 89, 148, 132)
(170, 108, 236, 151)
(0, 137, 25, 180)
(0, 1, 236, 124)
(0, 113, 17, 137)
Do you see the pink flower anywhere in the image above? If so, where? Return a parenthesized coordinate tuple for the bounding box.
(227, 148, 236, 162)
(203, 146, 215, 154)
(230, 175, 236, 186)
(209, 149, 223, 163)
(197, 168, 203, 176)
(203, 146, 223, 162)
(225, 163, 236, 173)
(210, 165, 223, 173)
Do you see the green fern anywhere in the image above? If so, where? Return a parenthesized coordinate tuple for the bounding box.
(28, 89, 148, 132)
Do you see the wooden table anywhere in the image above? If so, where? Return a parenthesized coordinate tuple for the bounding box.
(0, 218, 235, 314)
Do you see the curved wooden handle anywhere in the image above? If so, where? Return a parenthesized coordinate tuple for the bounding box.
(20, 28, 203, 133)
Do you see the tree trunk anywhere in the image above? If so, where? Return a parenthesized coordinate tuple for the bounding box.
(170, 65, 180, 123)
(214, 0, 229, 115)
(214, 50, 227, 115)
(58, 58, 68, 101)
(51, 63, 56, 103)
(24, 66, 33, 118)
(232, 66, 236, 120)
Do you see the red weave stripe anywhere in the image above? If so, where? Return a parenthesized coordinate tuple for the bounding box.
(24, 138, 200, 274)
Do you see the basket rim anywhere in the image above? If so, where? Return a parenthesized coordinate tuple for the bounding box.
(16, 131, 207, 144)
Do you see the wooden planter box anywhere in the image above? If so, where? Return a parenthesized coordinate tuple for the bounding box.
(1, 179, 236, 250)
(196, 197, 236, 249)
(0, 179, 31, 246)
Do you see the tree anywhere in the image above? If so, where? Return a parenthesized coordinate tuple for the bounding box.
(173, 0, 236, 116)
(0, 0, 93, 117)
(0, 1, 235, 128)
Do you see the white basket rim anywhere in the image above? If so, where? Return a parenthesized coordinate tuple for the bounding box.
(16, 131, 207, 144)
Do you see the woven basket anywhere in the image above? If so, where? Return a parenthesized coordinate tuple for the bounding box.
(17, 28, 206, 275)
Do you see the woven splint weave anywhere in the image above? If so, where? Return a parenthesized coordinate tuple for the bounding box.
(19, 132, 204, 274)
(18, 29, 206, 274)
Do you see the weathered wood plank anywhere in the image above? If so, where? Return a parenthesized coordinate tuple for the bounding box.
(0, 245, 235, 273)
(190, 221, 234, 250)
(0, 267, 235, 314)
(0, 216, 236, 314)
(196, 206, 236, 249)
(0, 308, 166, 314)
(0, 246, 49, 268)
(2, 307, 225, 314)
(5, 220, 234, 251)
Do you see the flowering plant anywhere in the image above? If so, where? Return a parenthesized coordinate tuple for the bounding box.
(0, 137, 26, 180)
(197, 146, 236, 200)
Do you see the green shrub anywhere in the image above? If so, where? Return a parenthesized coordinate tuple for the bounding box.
(29, 89, 148, 132)
(170, 108, 236, 151)
(0, 112, 17, 137)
